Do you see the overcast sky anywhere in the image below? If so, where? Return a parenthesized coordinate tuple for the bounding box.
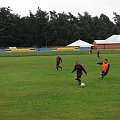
(1, 0, 120, 21)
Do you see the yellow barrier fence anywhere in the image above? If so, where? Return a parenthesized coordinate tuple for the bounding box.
(9, 47, 34, 51)
(56, 47, 78, 51)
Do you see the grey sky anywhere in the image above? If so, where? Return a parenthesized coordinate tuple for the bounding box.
(1, 0, 120, 21)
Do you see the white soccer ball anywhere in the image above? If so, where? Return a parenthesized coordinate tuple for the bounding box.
(81, 83, 85, 87)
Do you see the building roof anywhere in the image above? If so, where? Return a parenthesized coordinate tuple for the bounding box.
(94, 40, 105, 44)
(94, 35, 120, 44)
(67, 40, 93, 47)
(104, 35, 120, 44)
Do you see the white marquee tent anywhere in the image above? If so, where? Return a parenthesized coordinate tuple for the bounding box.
(67, 40, 93, 50)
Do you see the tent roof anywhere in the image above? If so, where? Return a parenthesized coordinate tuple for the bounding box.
(94, 35, 120, 44)
(67, 40, 93, 47)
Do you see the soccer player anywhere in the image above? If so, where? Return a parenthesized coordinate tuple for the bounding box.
(97, 50, 100, 58)
(56, 55, 62, 70)
(71, 61, 87, 85)
(97, 59, 110, 78)
(89, 49, 92, 55)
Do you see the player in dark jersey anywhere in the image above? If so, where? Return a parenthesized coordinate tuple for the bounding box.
(56, 56, 62, 70)
(71, 61, 87, 85)
(97, 50, 100, 58)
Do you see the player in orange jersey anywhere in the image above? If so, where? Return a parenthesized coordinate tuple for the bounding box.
(97, 59, 110, 78)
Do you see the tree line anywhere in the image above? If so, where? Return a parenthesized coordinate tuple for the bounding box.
(0, 7, 120, 47)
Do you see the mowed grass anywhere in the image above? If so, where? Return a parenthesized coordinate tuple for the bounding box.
(0, 54, 120, 120)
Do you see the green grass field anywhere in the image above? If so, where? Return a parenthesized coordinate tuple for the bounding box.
(0, 54, 120, 120)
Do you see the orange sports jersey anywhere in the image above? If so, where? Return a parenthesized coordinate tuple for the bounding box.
(102, 62, 109, 72)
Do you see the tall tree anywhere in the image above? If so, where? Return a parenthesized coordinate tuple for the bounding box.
(0, 7, 119, 47)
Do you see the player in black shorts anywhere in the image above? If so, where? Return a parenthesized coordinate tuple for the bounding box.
(56, 55, 62, 70)
(71, 61, 87, 85)
(97, 50, 100, 58)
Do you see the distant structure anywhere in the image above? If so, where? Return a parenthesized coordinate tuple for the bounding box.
(67, 39, 93, 50)
(93, 35, 120, 49)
